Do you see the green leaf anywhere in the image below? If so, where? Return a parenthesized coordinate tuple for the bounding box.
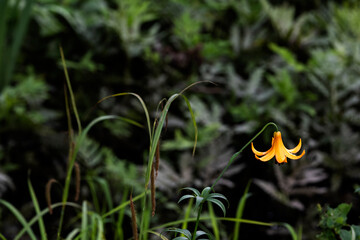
(195, 196, 204, 211)
(207, 202, 219, 240)
(201, 187, 212, 198)
(81, 201, 88, 240)
(181, 187, 201, 196)
(181, 95, 198, 156)
(15, 202, 81, 240)
(280, 223, 298, 240)
(28, 177, 47, 240)
(208, 193, 229, 206)
(164, 228, 192, 239)
(233, 180, 252, 240)
(207, 198, 226, 217)
(195, 230, 208, 239)
(178, 195, 195, 204)
(319, 203, 352, 234)
(269, 43, 305, 72)
(0, 199, 37, 240)
(145, 93, 180, 187)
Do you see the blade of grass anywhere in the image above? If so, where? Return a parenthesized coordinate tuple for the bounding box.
(279, 223, 298, 240)
(93, 214, 104, 240)
(0, 199, 37, 240)
(0, 232, 7, 240)
(86, 177, 100, 213)
(2, 0, 33, 91)
(115, 188, 129, 240)
(297, 224, 302, 240)
(181, 95, 198, 156)
(141, 81, 213, 240)
(181, 197, 193, 232)
(28, 177, 47, 240)
(102, 190, 147, 218)
(148, 231, 169, 240)
(97, 93, 152, 144)
(233, 180, 252, 240)
(81, 201, 88, 240)
(141, 199, 152, 240)
(145, 80, 213, 188)
(58, 115, 118, 239)
(149, 217, 275, 231)
(145, 93, 179, 188)
(208, 202, 220, 240)
(0, 0, 9, 87)
(95, 177, 114, 216)
(65, 229, 80, 240)
(15, 202, 81, 240)
(60, 46, 82, 134)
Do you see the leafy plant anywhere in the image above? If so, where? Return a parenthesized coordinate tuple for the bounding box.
(0, 0, 33, 91)
(316, 203, 359, 240)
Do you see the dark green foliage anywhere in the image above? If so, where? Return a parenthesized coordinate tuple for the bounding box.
(1, 0, 360, 239)
(316, 203, 360, 240)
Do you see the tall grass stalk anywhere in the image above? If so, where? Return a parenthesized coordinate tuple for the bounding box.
(28, 177, 47, 240)
(115, 188, 129, 240)
(149, 217, 275, 231)
(13, 202, 81, 240)
(0, 199, 37, 240)
(181, 198, 193, 232)
(233, 180, 252, 240)
(0, 0, 33, 92)
(208, 202, 220, 240)
(57, 115, 118, 239)
(81, 201, 88, 240)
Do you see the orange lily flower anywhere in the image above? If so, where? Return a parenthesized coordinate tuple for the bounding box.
(251, 131, 305, 164)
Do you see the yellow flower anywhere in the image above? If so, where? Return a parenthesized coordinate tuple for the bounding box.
(251, 131, 305, 164)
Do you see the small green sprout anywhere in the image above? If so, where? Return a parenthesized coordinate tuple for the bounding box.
(178, 187, 229, 216)
(162, 228, 210, 240)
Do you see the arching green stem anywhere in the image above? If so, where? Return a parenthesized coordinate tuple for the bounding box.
(211, 122, 278, 190)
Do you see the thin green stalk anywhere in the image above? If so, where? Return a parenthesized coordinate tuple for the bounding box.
(102, 190, 147, 218)
(15, 202, 81, 240)
(149, 217, 274, 231)
(0, 232, 7, 240)
(192, 204, 203, 240)
(60, 46, 82, 135)
(211, 122, 278, 190)
(280, 223, 298, 240)
(181, 198, 193, 232)
(81, 201, 88, 240)
(0, 199, 37, 240)
(28, 177, 47, 240)
(116, 188, 129, 240)
(233, 180, 252, 240)
(0, 0, 9, 88)
(208, 202, 220, 240)
(57, 116, 118, 239)
(0, 0, 32, 91)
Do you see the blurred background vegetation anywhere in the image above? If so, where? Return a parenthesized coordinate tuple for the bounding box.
(1, 0, 360, 239)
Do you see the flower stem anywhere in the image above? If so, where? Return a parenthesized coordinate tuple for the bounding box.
(192, 203, 203, 240)
(211, 122, 278, 190)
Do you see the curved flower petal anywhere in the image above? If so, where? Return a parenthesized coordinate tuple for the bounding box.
(251, 142, 273, 156)
(288, 139, 302, 153)
(284, 149, 305, 160)
(255, 148, 275, 162)
(275, 138, 286, 163)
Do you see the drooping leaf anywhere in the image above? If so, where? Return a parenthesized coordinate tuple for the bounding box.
(207, 198, 226, 217)
(181, 187, 201, 196)
(178, 195, 195, 204)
